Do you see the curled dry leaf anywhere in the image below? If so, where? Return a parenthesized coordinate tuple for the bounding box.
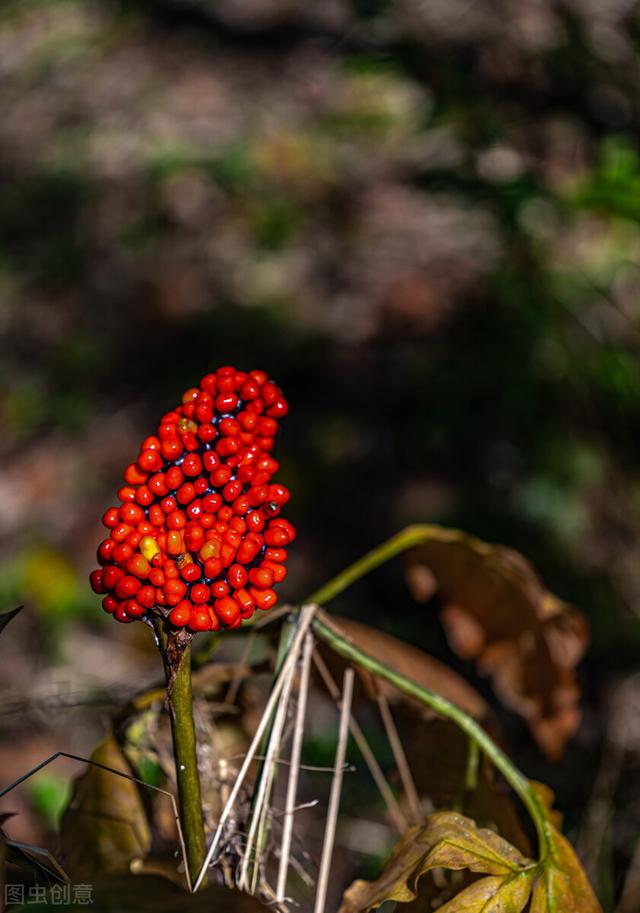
(337, 810, 534, 913)
(60, 734, 152, 878)
(405, 526, 589, 759)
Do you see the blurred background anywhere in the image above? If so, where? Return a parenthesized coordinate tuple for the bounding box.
(1, 0, 640, 908)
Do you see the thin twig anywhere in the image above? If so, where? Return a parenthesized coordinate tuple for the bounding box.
(240, 639, 299, 892)
(227, 754, 351, 773)
(276, 630, 314, 901)
(313, 652, 406, 834)
(314, 667, 354, 913)
(0, 749, 192, 892)
(375, 689, 422, 825)
(193, 605, 316, 892)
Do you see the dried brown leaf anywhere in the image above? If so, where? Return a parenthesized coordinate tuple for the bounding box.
(60, 734, 152, 878)
(406, 527, 588, 758)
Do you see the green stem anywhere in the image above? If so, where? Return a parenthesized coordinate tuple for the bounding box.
(305, 524, 447, 606)
(311, 612, 550, 862)
(154, 622, 207, 890)
(170, 643, 207, 889)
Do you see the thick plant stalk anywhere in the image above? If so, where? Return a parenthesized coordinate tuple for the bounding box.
(168, 643, 207, 890)
(311, 610, 551, 862)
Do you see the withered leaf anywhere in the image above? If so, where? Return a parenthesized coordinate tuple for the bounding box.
(337, 810, 534, 913)
(530, 822, 602, 913)
(406, 526, 588, 758)
(437, 870, 535, 913)
(60, 733, 152, 878)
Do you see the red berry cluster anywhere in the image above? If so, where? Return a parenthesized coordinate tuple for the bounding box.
(90, 367, 295, 632)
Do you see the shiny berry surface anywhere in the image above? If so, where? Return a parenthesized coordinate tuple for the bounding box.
(90, 367, 294, 631)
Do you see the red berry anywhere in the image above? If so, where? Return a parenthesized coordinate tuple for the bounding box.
(234, 588, 255, 615)
(102, 565, 124, 590)
(112, 543, 134, 563)
(149, 568, 165, 586)
(90, 569, 106, 593)
(182, 454, 202, 477)
(169, 601, 192, 627)
(265, 526, 290, 547)
(135, 486, 154, 506)
(127, 555, 151, 579)
(240, 379, 260, 400)
(261, 383, 279, 406)
(115, 574, 141, 598)
(138, 449, 162, 472)
(180, 562, 202, 583)
(137, 586, 156, 609)
(262, 560, 287, 583)
(166, 510, 187, 530)
(164, 579, 187, 606)
(102, 508, 119, 528)
(119, 503, 146, 525)
(216, 392, 238, 413)
(189, 608, 213, 632)
(227, 564, 248, 589)
(237, 538, 261, 565)
(191, 583, 210, 604)
(214, 596, 240, 627)
(148, 473, 169, 496)
(165, 467, 184, 490)
(198, 423, 217, 443)
(124, 463, 149, 485)
(250, 587, 277, 611)
(125, 599, 145, 618)
(248, 567, 274, 589)
(267, 398, 289, 418)
(265, 547, 288, 563)
(162, 438, 183, 461)
(102, 594, 119, 614)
